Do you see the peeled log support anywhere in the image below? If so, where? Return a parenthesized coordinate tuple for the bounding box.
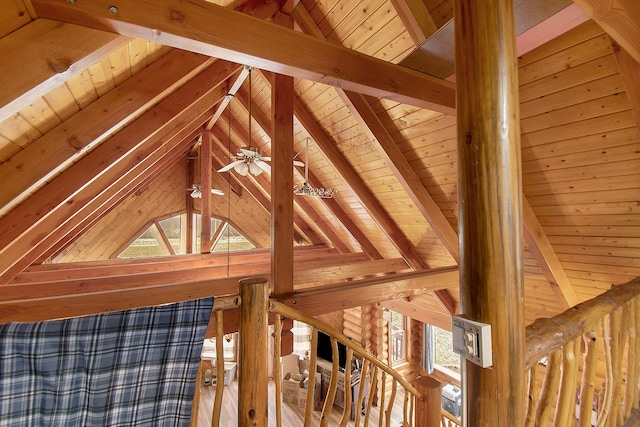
(454, 0, 525, 425)
(413, 376, 442, 427)
(238, 277, 269, 427)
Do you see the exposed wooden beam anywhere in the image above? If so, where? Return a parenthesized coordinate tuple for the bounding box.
(32, 0, 456, 114)
(14, 245, 335, 281)
(612, 38, 640, 128)
(232, 85, 352, 252)
(205, 66, 250, 130)
(288, 11, 457, 314)
(255, 71, 381, 259)
(0, 49, 216, 217)
(340, 90, 460, 263)
(213, 113, 328, 244)
(34, 116, 210, 269)
(293, 95, 427, 271)
(0, 18, 130, 123)
(271, 67, 295, 299)
(0, 61, 238, 283)
(573, 0, 640, 63)
(388, 0, 438, 45)
(381, 298, 452, 332)
(278, 267, 459, 316)
(523, 197, 579, 308)
(0, 265, 457, 325)
(4, 253, 373, 294)
(200, 130, 213, 253)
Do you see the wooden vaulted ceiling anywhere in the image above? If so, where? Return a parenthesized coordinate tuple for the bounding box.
(0, 0, 639, 328)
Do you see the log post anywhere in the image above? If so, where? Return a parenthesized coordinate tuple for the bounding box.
(413, 375, 442, 427)
(238, 277, 269, 427)
(454, 0, 525, 425)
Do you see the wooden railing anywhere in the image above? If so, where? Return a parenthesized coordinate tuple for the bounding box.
(524, 277, 640, 427)
(441, 410, 462, 427)
(191, 277, 446, 426)
(271, 300, 424, 426)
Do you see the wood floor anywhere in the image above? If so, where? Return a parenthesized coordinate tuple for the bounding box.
(195, 378, 408, 426)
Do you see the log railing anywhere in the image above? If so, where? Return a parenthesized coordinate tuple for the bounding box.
(271, 300, 425, 426)
(190, 293, 241, 427)
(524, 277, 640, 427)
(191, 277, 445, 426)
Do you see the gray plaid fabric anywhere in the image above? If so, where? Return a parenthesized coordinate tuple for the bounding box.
(0, 297, 213, 427)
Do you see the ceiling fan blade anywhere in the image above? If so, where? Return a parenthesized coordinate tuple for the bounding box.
(211, 189, 225, 196)
(293, 160, 305, 167)
(217, 159, 244, 173)
(261, 156, 271, 162)
(254, 159, 271, 174)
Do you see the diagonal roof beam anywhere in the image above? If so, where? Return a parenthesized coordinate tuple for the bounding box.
(41, 129, 204, 263)
(0, 18, 130, 123)
(522, 198, 579, 308)
(0, 60, 238, 283)
(214, 115, 338, 249)
(573, 0, 640, 63)
(388, 0, 438, 46)
(32, 0, 455, 114)
(231, 84, 354, 253)
(340, 90, 460, 263)
(0, 49, 216, 218)
(289, 9, 456, 313)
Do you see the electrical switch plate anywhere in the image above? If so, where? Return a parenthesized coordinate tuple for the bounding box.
(452, 315, 493, 368)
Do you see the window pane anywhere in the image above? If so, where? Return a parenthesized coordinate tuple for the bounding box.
(118, 226, 165, 258)
(433, 327, 460, 373)
(389, 310, 406, 364)
(159, 216, 182, 253)
(213, 224, 255, 252)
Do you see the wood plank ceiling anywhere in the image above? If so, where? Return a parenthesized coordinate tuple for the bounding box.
(0, 0, 639, 326)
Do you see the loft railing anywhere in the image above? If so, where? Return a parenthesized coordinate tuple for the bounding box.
(524, 276, 640, 427)
(190, 294, 241, 427)
(191, 277, 446, 426)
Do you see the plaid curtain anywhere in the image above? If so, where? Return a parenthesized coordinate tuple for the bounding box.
(0, 297, 213, 427)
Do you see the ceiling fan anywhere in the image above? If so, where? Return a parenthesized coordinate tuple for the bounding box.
(217, 146, 305, 176)
(189, 184, 224, 198)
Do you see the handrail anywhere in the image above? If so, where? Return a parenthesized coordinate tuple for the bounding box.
(524, 276, 640, 426)
(270, 300, 422, 399)
(525, 276, 640, 369)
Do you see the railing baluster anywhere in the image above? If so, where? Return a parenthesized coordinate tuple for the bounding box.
(525, 362, 541, 427)
(274, 313, 283, 427)
(578, 328, 598, 427)
(597, 316, 613, 426)
(353, 359, 369, 427)
(339, 348, 354, 427)
(319, 337, 340, 427)
(385, 379, 397, 427)
(378, 371, 386, 427)
(535, 350, 562, 426)
(212, 309, 225, 427)
(610, 307, 624, 427)
(554, 337, 579, 427)
(403, 388, 409, 427)
(363, 366, 378, 426)
(634, 296, 640, 411)
(303, 328, 318, 427)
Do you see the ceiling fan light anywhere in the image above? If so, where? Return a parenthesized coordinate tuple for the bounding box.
(249, 162, 263, 176)
(234, 161, 249, 176)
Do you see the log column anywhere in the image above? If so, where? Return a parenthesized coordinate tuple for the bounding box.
(238, 277, 269, 427)
(454, 0, 525, 426)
